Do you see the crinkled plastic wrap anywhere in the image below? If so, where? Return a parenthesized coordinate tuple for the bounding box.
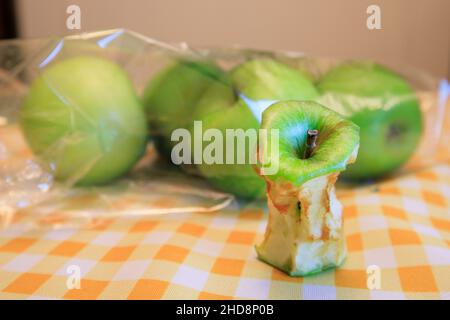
(0, 29, 448, 229)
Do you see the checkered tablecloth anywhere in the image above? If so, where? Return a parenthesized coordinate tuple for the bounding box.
(0, 163, 449, 300)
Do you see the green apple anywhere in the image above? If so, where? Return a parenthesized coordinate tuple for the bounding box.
(20, 56, 148, 185)
(194, 59, 319, 199)
(317, 61, 422, 180)
(142, 60, 226, 158)
(256, 101, 359, 276)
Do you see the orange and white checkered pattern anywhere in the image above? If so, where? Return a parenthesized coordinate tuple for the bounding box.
(0, 164, 449, 300)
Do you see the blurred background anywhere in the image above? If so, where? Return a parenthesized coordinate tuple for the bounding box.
(0, 0, 449, 78)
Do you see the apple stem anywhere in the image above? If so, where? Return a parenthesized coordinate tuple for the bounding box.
(304, 129, 319, 159)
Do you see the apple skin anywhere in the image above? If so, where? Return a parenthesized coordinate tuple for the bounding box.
(196, 100, 262, 199)
(194, 59, 319, 199)
(317, 61, 422, 180)
(20, 56, 148, 186)
(142, 60, 226, 158)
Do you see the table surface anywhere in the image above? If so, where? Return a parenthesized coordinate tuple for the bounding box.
(0, 162, 449, 300)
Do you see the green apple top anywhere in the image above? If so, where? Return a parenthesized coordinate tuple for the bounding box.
(318, 61, 422, 180)
(194, 59, 319, 199)
(258, 101, 360, 185)
(20, 56, 148, 186)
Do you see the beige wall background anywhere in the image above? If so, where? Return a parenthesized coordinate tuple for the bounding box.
(15, 0, 450, 78)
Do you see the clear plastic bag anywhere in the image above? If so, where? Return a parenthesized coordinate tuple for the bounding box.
(0, 29, 448, 229)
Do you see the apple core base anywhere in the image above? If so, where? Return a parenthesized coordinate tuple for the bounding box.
(256, 174, 347, 276)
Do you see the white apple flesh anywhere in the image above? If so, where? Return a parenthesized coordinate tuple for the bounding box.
(256, 154, 357, 276)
